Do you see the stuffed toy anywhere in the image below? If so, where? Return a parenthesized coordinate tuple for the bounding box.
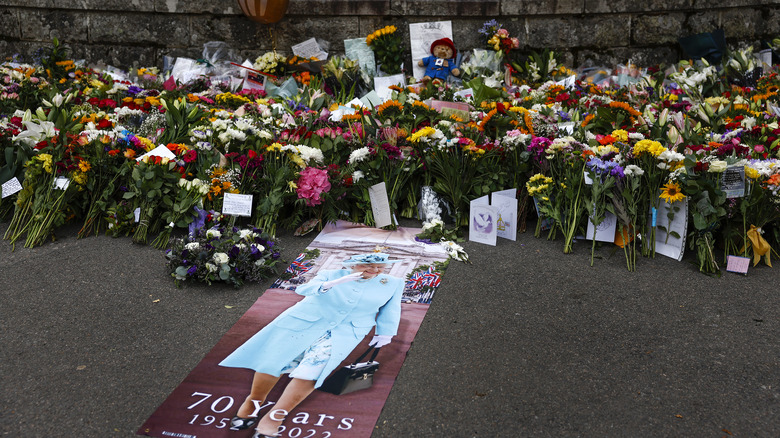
(418, 37, 461, 85)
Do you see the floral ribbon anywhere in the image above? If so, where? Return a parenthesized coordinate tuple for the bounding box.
(743, 225, 772, 267)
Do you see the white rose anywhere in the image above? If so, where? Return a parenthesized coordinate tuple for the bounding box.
(206, 229, 221, 239)
(708, 160, 727, 173)
(213, 252, 229, 264)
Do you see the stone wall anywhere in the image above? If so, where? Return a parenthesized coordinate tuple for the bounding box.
(0, 0, 778, 70)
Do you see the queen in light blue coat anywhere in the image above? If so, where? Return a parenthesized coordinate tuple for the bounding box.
(220, 253, 404, 438)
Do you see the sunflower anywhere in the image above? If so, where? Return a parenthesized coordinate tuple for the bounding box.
(659, 182, 685, 203)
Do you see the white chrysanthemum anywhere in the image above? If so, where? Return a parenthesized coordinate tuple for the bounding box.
(623, 164, 644, 177)
(184, 242, 200, 250)
(628, 132, 645, 140)
(352, 170, 364, 182)
(348, 147, 370, 164)
(295, 145, 325, 164)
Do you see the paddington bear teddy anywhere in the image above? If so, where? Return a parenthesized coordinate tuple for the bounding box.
(418, 37, 461, 85)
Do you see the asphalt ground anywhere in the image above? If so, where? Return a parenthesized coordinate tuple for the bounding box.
(2, 218, 779, 437)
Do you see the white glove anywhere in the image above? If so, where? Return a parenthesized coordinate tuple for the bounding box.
(368, 335, 392, 348)
(321, 272, 363, 290)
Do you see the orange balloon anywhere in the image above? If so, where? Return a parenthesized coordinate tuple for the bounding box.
(237, 0, 290, 24)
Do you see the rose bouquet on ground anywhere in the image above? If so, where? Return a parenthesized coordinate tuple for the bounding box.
(165, 225, 282, 288)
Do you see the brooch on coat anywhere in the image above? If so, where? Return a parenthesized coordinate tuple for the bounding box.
(380, 278, 388, 284)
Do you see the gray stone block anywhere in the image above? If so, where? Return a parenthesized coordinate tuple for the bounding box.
(691, 0, 769, 8)
(288, 0, 391, 16)
(584, 0, 693, 14)
(527, 16, 630, 49)
(632, 13, 687, 46)
(399, 0, 499, 16)
(53, 0, 156, 12)
(70, 43, 159, 70)
(190, 15, 276, 51)
(683, 11, 721, 35)
(19, 9, 90, 43)
(154, 0, 240, 14)
(0, 0, 53, 7)
(89, 12, 190, 47)
(502, 0, 583, 16)
(720, 8, 763, 40)
(576, 46, 679, 68)
(0, 8, 20, 40)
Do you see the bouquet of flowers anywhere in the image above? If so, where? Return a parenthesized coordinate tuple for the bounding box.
(125, 154, 184, 244)
(165, 225, 282, 288)
(478, 20, 520, 56)
(366, 25, 404, 75)
(151, 177, 210, 249)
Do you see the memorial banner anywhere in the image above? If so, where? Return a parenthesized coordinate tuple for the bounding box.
(139, 221, 449, 438)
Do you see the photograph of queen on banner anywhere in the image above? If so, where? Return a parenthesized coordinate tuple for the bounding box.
(138, 221, 449, 438)
(220, 252, 404, 438)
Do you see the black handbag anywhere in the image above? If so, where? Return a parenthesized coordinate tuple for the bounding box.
(318, 346, 380, 395)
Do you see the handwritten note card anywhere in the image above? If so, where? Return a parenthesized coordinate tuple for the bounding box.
(368, 182, 392, 228)
(222, 193, 253, 217)
(2, 177, 22, 198)
(726, 255, 750, 274)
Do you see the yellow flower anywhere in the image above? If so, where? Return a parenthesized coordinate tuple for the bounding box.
(78, 160, 91, 172)
(408, 127, 436, 143)
(633, 139, 667, 157)
(659, 182, 685, 203)
(610, 129, 629, 142)
(745, 166, 760, 180)
(267, 142, 282, 152)
(36, 153, 53, 173)
(73, 171, 88, 185)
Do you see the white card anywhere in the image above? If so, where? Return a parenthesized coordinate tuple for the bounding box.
(469, 200, 498, 246)
(368, 182, 393, 228)
(136, 145, 176, 162)
(134, 207, 141, 223)
(1, 177, 22, 198)
(373, 73, 406, 101)
(585, 211, 618, 242)
(654, 198, 688, 261)
(492, 192, 518, 241)
(360, 90, 383, 109)
(222, 193, 253, 217)
(292, 38, 328, 61)
(453, 88, 474, 100)
(409, 21, 453, 80)
(52, 176, 70, 190)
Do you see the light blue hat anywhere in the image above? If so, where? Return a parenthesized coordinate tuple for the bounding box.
(342, 253, 399, 265)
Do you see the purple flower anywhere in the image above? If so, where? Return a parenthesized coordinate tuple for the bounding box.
(187, 265, 198, 276)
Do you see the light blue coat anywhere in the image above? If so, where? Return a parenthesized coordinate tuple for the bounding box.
(219, 269, 403, 388)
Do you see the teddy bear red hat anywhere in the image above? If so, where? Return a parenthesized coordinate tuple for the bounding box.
(430, 37, 456, 58)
